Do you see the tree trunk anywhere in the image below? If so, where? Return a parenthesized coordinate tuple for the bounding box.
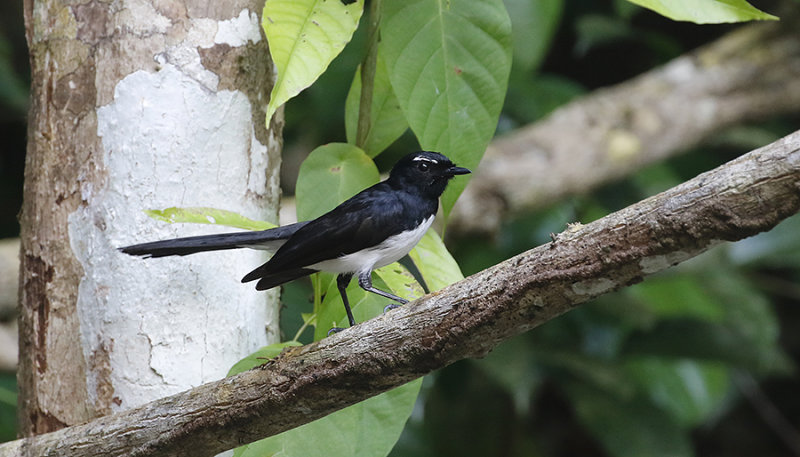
(19, 0, 281, 436)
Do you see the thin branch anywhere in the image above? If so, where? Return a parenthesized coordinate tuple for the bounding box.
(1, 130, 798, 457)
(450, 17, 800, 236)
(734, 372, 800, 456)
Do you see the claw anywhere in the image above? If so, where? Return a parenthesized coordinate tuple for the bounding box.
(327, 327, 345, 336)
(383, 303, 402, 314)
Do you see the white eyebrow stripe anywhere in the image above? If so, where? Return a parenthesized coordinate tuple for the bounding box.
(412, 156, 438, 163)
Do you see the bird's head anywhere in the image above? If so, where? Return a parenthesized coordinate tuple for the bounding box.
(389, 151, 471, 197)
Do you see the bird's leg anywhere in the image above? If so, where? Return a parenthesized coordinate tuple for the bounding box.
(328, 273, 356, 336)
(357, 272, 408, 314)
(337, 273, 357, 328)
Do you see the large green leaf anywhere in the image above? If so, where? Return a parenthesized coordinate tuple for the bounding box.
(143, 207, 275, 231)
(229, 342, 422, 457)
(624, 357, 731, 427)
(234, 379, 422, 457)
(263, 0, 364, 123)
(381, 0, 512, 216)
(408, 230, 463, 292)
(345, 57, 409, 157)
(295, 143, 379, 221)
(625, 0, 777, 23)
(628, 276, 726, 322)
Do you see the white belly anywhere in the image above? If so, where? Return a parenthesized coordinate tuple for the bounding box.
(309, 216, 434, 274)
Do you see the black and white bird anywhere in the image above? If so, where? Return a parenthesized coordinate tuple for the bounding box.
(120, 151, 470, 329)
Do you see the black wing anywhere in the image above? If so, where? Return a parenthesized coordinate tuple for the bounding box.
(119, 221, 309, 258)
(241, 182, 432, 287)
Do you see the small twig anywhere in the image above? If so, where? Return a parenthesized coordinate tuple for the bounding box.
(734, 371, 800, 456)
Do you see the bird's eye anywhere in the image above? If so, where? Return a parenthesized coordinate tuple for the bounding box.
(417, 162, 429, 172)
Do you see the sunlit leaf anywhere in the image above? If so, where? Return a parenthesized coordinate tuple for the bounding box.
(345, 57, 409, 157)
(409, 230, 463, 292)
(381, 0, 512, 217)
(263, 0, 364, 122)
(374, 262, 425, 303)
(625, 0, 777, 23)
(143, 207, 275, 231)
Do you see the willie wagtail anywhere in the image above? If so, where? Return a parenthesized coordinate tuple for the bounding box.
(120, 151, 470, 329)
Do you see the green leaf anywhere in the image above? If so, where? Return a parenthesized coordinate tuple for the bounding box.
(0, 385, 16, 408)
(381, 0, 512, 216)
(235, 379, 422, 457)
(408, 230, 463, 292)
(574, 14, 636, 55)
(295, 143, 379, 221)
(503, 0, 563, 71)
(472, 333, 543, 415)
(227, 341, 304, 376)
(624, 320, 793, 375)
(374, 262, 426, 304)
(143, 207, 276, 231)
(345, 57, 409, 157)
(504, 73, 585, 124)
(728, 214, 800, 268)
(263, 0, 365, 122)
(624, 0, 777, 23)
(567, 383, 694, 457)
(628, 276, 726, 322)
(624, 357, 731, 427)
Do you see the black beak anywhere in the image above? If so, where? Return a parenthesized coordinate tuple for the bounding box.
(446, 166, 471, 176)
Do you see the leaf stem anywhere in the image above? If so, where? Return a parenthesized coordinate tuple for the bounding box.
(292, 315, 313, 342)
(355, 0, 382, 149)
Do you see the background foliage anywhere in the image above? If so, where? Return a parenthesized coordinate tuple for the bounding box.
(2, 0, 799, 456)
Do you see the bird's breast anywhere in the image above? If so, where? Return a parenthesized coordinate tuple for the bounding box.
(308, 215, 435, 274)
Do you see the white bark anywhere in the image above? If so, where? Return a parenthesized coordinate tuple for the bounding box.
(20, 0, 282, 433)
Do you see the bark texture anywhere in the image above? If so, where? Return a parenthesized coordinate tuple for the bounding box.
(2, 130, 798, 457)
(450, 17, 800, 236)
(19, 0, 281, 436)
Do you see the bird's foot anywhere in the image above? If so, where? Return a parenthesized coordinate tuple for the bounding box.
(383, 303, 403, 314)
(327, 327, 346, 336)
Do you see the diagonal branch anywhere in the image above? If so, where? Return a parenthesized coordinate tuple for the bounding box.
(2, 131, 799, 457)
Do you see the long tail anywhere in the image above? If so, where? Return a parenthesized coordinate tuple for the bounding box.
(242, 267, 318, 291)
(119, 221, 308, 258)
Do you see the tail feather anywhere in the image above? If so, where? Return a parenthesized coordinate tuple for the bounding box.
(119, 221, 308, 258)
(241, 266, 317, 291)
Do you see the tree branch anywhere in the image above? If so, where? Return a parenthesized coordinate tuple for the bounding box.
(2, 131, 799, 457)
(450, 17, 800, 235)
